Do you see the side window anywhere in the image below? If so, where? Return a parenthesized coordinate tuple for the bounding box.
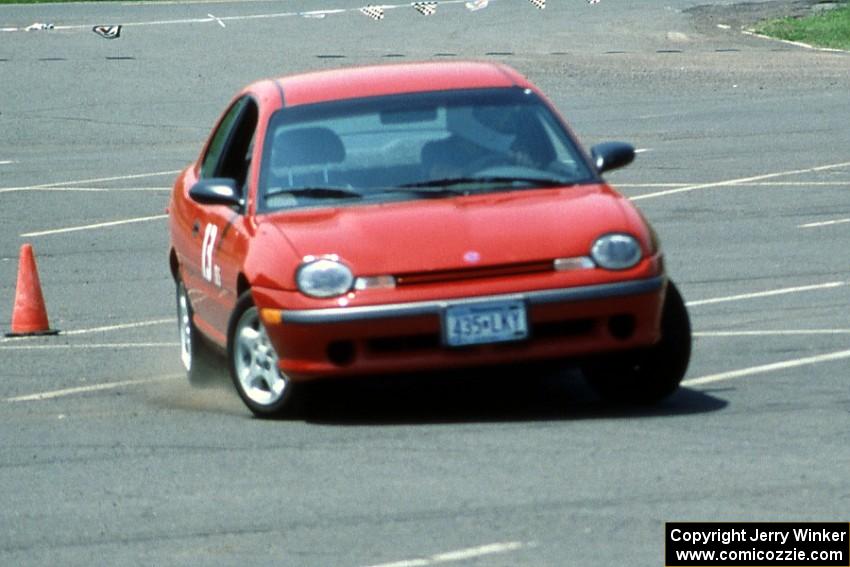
(199, 98, 259, 194)
(200, 98, 247, 179)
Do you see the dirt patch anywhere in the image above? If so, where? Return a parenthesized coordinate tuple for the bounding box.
(686, 0, 834, 33)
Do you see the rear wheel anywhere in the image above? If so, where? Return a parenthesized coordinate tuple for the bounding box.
(176, 280, 221, 385)
(228, 291, 298, 418)
(582, 280, 691, 404)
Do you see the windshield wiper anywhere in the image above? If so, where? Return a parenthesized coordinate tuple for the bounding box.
(265, 186, 364, 200)
(398, 176, 574, 190)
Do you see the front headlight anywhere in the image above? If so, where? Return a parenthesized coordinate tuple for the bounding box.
(591, 233, 642, 270)
(296, 258, 354, 298)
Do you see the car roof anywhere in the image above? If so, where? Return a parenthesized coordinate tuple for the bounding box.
(260, 61, 532, 108)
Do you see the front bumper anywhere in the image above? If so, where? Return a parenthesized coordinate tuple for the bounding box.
(280, 276, 663, 324)
(257, 275, 667, 381)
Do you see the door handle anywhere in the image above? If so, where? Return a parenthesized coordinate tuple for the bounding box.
(192, 220, 201, 237)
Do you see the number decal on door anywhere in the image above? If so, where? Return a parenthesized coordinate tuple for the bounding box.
(201, 223, 218, 283)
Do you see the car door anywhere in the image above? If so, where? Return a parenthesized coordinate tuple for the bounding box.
(182, 96, 259, 342)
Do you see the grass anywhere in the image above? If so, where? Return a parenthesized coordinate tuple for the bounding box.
(0, 0, 168, 3)
(754, 2, 850, 50)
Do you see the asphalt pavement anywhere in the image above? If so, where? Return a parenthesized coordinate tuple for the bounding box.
(1, 1, 849, 565)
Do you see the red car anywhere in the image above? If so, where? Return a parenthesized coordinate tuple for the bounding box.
(168, 61, 690, 417)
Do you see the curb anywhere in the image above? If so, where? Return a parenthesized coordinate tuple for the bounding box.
(740, 28, 850, 54)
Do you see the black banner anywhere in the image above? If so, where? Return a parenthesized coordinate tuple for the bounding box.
(666, 522, 850, 567)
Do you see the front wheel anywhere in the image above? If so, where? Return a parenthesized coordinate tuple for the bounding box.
(228, 291, 298, 418)
(582, 280, 691, 404)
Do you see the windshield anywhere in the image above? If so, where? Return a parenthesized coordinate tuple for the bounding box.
(258, 87, 596, 212)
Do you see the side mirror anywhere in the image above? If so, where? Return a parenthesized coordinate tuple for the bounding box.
(590, 142, 635, 174)
(189, 178, 243, 207)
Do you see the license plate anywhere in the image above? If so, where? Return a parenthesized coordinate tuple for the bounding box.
(443, 300, 529, 347)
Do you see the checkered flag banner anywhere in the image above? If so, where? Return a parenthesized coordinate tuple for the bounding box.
(412, 1, 438, 16)
(465, 0, 489, 11)
(527, 0, 545, 8)
(92, 25, 122, 39)
(359, 5, 385, 20)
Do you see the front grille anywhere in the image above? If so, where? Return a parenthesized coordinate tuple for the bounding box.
(395, 260, 553, 286)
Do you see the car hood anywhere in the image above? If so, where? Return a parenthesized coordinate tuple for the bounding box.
(260, 185, 634, 275)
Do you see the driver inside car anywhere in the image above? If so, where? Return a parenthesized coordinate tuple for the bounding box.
(420, 104, 550, 180)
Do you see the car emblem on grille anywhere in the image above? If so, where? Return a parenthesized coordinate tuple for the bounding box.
(463, 251, 481, 264)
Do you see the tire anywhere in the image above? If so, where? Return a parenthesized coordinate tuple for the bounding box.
(582, 280, 691, 404)
(227, 291, 299, 418)
(176, 279, 222, 386)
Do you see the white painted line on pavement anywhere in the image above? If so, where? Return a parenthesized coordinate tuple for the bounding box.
(694, 329, 850, 337)
(799, 218, 850, 229)
(630, 160, 850, 201)
(363, 542, 528, 567)
(21, 214, 167, 237)
(747, 181, 850, 186)
(1, 0, 477, 34)
(0, 318, 173, 344)
(741, 29, 850, 54)
(370, 556, 428, 566)
(682, 348, 850, 387)
(63, 318, 174, 336)
(208, 13, 226, 28)
(622, 181, 850, 189)
(4, 374, 183, 403)
(0, 170, 180, 194)
(619, 183, 688, 188)
(0, 160, 17, 165)
(431, 542, 527, 562)
(0, 342, 178, 351)
(685, 281, 846, 307)
(10, 187, 171, 193)
(3, 0, 468, 33)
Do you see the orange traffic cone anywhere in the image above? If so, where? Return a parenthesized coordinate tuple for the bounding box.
(6, 243, 59, 337)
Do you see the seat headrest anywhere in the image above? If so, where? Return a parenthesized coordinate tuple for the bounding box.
(272, 127, 345, 168)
